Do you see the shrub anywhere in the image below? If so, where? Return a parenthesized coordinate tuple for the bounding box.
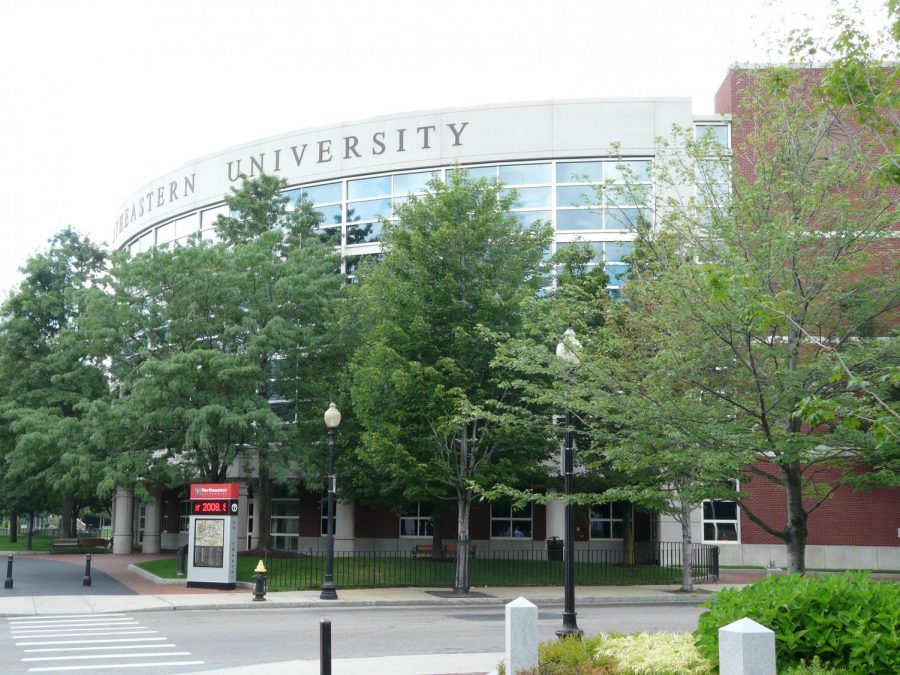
(695, 572, 899, 674)
(595, 632, 712, 674)
(781, 657, 849, 674)
(496, 635, 614, 674)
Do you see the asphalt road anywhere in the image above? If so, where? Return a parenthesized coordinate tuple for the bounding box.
(1, 557, 135, 597)
(0, 603, 705, 673)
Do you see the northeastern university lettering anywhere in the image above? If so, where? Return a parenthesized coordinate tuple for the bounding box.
(225, 122, 469, 181)
(115, 121, 469, 240)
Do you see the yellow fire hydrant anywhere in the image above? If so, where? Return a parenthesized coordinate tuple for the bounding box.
(252, 559, 267, 601)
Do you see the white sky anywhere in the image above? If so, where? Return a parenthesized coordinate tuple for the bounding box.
(0, 0, 889, 299)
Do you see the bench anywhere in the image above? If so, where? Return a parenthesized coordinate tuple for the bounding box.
(412, 543, 476, 559)
(50, 537, 110, 553)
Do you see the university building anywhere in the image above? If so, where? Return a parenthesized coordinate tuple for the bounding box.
(109, 70, 900, 570)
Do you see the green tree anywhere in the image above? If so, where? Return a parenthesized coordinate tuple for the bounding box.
(345, 169, 553, 592)
(0, 229, 108, 541)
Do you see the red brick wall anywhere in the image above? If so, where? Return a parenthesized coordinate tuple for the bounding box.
(740, 461, 900, 546)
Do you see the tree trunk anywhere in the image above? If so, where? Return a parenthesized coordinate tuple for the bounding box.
(255, 472, 272, 552)
(679, 501, 694, 592)
(8, 511, 17, 543)
(26, 513, 34, 551)
(453, 490, 472, 594)
(623, 503, 635, 566)
(783, 461, 808, 574)
(62, 495, 76, 538)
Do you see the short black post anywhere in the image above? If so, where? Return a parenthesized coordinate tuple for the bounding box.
(4, 554, 12, 589)
(82, 553, 92, 587)
(320, 619, 332, 675)
(711, 545, 720, 582)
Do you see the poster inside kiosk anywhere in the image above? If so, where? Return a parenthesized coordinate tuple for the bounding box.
(187, 483, 239, 589)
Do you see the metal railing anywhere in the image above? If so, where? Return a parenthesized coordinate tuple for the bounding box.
(259, 541, 719, 591)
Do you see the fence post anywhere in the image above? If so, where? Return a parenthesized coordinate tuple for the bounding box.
(506, 597, 538, 674)
(711, 545, 720, 582)
(4, 554, 12, 589)
(320, 619, 332, 675)
(719, 617, 775, 675)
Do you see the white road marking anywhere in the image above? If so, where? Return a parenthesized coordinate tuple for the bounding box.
(8, 614, 127, 621)
(11, 622, 139, 631)
(24, 651, 192, 661)
(9, 619, 138, 627)
(16, 637, 167, 646)
(24, 643, 176, 652)
(28, 661, 205, 672)
(12, 630, 156, 639)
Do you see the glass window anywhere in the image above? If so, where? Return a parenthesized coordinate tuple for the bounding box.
(590, 502, 626, 539)
(283, 188, 302, 207)
(179, 500, 190, 533)
(394, 171, 434, 195)
(314, 204, 343, 226)
(348, 176, 391, 200)
(556, 240, 603, 258)
(490, 501, 533, 539)
(606, 208, 646, 230)
(174, 214, 199, 238)
(557, 209, 602, 231)
(695, 124, 729, 147)
(155, 222, 176, 246)
(502, 186, 551, 209)
(271, 499, 300, 552)
(513, 210, 551, 229)
(320, 498, 336, 536)
(303, 182, 342, 205)
(604, 241, 634, 262)
(557, 185, 600, 207)
(606, 185, 649, 207)
(703, 500, 739, 542)
(346, 222, 382, 245)
(201, 205, 228, 228)
(699, 159, 731, 183)
(399, 503, 434, 537)
(605, 264, 629, 286)
(605, 160, 651, 182)
(346, 198, 391, 223)
(462, 165, 497, 180)
(556, 161, 602, 183)
(499, 163, 551, 185)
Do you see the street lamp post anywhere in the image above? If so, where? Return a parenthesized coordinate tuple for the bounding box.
(556, 328, 583, 639)
(320, 402, 341, 600)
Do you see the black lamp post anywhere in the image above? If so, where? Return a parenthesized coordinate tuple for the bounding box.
(320, 402, 341, 600)
(556, 328, 583, 639)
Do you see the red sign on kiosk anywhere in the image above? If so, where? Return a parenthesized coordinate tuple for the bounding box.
(190, 483, 239, 516)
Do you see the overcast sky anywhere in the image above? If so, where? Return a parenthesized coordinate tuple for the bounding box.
(0, 0, 889, 299)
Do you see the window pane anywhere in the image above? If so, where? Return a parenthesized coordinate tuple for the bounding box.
(699, 160, 730, 183)
(499, 163, 551, 185)
(557, 185, 599, 207)
(605, 241, 634, 262)
(557, 161, 602, 183)
(557, 209, 602, 231)
(491, 521, 512, 538)
(346, 222, 382, 245)
(347, 198, 391, 223)
(283, 188, 302, 206)
(606, 160, 651, 182)
(502, 187, 551, 209)
(607, 185, 649, 207)
(710, 501, 737, 520)
(462, 166, 497, 180)
(557, 240, 603, 257)
(606, 265, 628, 285)
(156, 222, 176, 246)
(704, 523, 716, 541)
(513, 210, 551, 228)
(611, 502, 625, 518)
(717, 523, 738, 541)
(394, 171, 433, 195)
(606, 208, 645, 230)
(591, 521, 610, 538)
(304, 182, 342, 204)
(511, 521, 531, 537)
(348, 176, 391, 200)
(202, 205, 228, 228)
(696, 124, 729, 147)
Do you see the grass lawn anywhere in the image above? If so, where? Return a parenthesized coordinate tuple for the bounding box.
(138, 554, 690, 591)
(0, 534, 53, 552)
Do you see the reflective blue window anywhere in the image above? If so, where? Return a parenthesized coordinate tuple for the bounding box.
(347, 221, 382, 245)
(557, 185, 599, 207)
(347, 198, 391, 223)
(556, 161, 602, 183)
(502, 187, 551, 209)
(695, 124, 729, 147)
(348, 176, 391, 200)
(513, 210, 551, 228)
(605, 264, 629, 285)
(316, 225, 342, 247)
(606, 208, 646, 230)
(314, 204, 343, 226)
(607, 185, 649, 207)
(304, 182, 342, 205)
(556, 209, 602, 231)
(604, 241, 634, 262)
(283, 188, 302, 206)
(556, 240, 603, 258)
(499, 163, 551, 185)
(394, 171, 433, 195)
(605, 160, 651, 182)
(462, 166, 498, 180)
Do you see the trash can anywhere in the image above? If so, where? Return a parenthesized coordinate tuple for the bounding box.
(176, 544, 188, 576)
(547, 536, 563, 561)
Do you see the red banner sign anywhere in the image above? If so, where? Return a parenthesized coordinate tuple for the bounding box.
(190, 483, 240, 500)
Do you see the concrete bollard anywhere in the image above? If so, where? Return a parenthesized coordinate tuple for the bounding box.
(719, 617, 776, 675)
(505, 597, 538, 675)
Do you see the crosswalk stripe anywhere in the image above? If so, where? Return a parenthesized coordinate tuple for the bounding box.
(28, 661, 205, 672)
(16, 638, 167, 646)
(13, 630, 156, 639)
(24, 651, 192, 662)
(12, 622, 139, 631)
(24, 644, 176, 652)
(10, 619, 138, 627)
(8, 614, 127, 621)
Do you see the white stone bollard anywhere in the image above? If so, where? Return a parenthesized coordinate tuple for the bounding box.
(505, 596, 538, 674)
(719, 617, 776, 675)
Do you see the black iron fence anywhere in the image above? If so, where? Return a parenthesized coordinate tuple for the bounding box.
(259, 541, 719, 591)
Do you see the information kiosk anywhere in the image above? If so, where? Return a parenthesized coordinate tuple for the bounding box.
(186, 483, 239, 589)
